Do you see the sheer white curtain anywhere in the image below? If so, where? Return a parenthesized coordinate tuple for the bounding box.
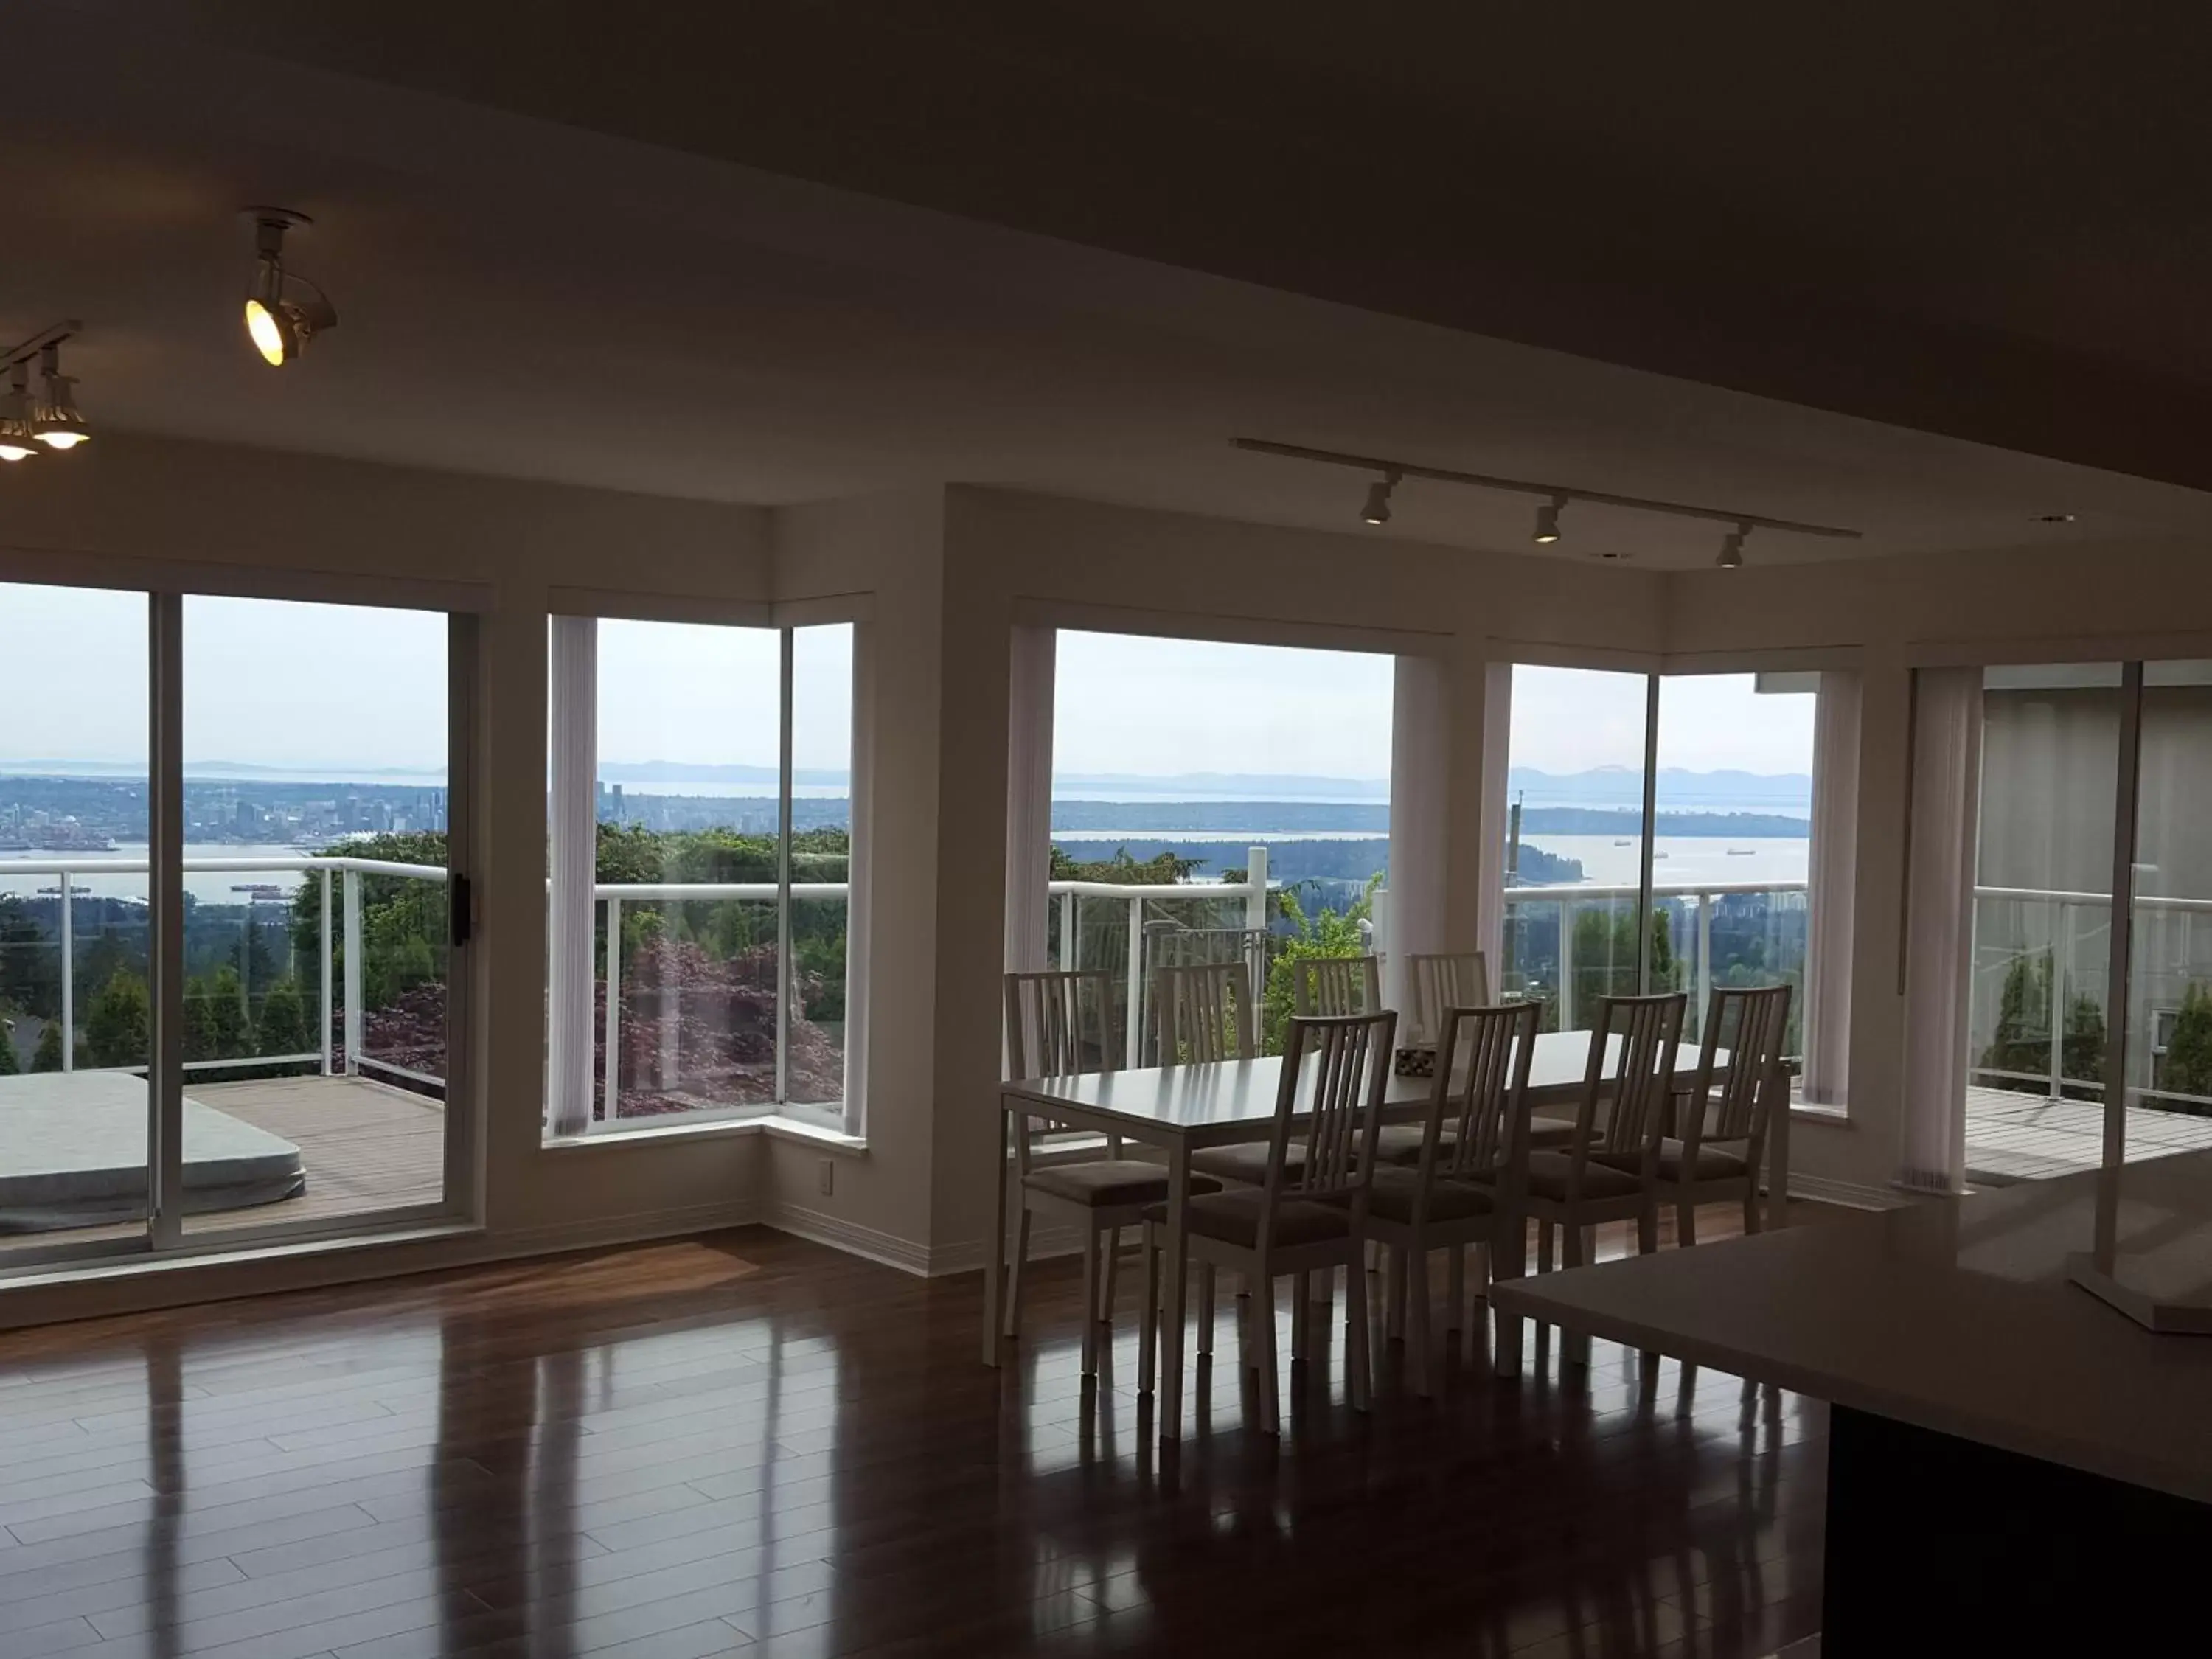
(1475, 660, 1514, 976)
(1898, 667, 1983, 1192)
(1801, 670, 1861, 1105)
(1003, 625, 1057, 977)
(1385, 655, 1450, 1022)
(546, 615, 599, 1137)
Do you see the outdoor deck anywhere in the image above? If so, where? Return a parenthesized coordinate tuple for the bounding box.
(1964, 1085, 2212, 1182)
(0, 1074, 443, 1256)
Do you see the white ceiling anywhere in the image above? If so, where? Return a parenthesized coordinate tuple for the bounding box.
(3, 8, 2210, 568)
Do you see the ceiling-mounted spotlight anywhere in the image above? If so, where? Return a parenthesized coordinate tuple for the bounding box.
(1361, 468, 1401, 526)
(243, 208, 337, 366)
(1533, 493, 1566, 543)
(31, 344, 88, 450)
(0, 364, 38, 462)
(1717, 521, 1751, 568)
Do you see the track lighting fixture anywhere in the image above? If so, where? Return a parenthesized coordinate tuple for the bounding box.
(31, 344, 88, 449)
(1533, 493, 1565, 543)
(1234, 437, 1860, 558)
(1361, 469, 1400, 526)
(0, 363, 37, 462)
(243, 209, 337, 367)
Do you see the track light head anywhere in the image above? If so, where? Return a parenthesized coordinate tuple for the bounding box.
(30, 344, 88, 450)
(1361, 469, 1400, 526)
(1717, 521, 1751, 568)
(243, 209, 337, 366)
(1533, 493, 1566, 544)
(0, 363, 37, 462)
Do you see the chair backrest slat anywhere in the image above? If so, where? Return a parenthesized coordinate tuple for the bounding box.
(1576, 992, 1688, 1162)
(1686, 983, 1793, 1150)
(1152, 959, 1256, 1067)
(1430, 1001, 1540, 1181)
(1290, 954, 1382, 1018)
(1265, 1011, 1397, 1222)
(1408, 952, 1491, 1049)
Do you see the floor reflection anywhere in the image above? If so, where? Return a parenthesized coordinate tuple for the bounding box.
(0, 1228, 1820, 1657)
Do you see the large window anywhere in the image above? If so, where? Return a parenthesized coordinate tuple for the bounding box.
(1040, 630, 1394, 1060)
(1500, 666, 1649, 1034)
(0, 582, 467, 1269)
(544, 614, 855, 1135)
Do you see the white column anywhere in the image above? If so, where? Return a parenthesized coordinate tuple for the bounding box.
(1473, 659, 1514, 979)
(1898, 667, 1983, 1192)
(546, 614, 599, 1137)
(1802, 670, 1862, 1104)
(1387, 654, 1450, 1032)
(1002, 625, 1056, 976)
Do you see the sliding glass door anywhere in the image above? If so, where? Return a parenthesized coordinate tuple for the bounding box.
(0, 580, 471, 1272)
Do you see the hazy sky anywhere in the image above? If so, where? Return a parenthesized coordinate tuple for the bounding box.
(1, 585, 1809, 781)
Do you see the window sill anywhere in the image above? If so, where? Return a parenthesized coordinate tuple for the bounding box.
(1790, 1102, 1853, 1127)
(543, 1113, 867, 1155)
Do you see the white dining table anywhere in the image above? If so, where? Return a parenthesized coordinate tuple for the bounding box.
(987, 1028, 1750, 1441)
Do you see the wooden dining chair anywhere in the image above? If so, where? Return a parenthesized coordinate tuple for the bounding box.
(1139, 1009, 1397, 1432)
(1405, 951, 1490, 1047)
(1001, 969, 1220, 1378)
(1478, 992, 1686, 1275)
(1348, 999, 1537, 1392)
(1151, 958, 1257, 1067)
(1290, 953, 1381, 1017)
(1625, 983, 1793, 1245)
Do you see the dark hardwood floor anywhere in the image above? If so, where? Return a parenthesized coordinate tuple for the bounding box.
(0, 1213, 1824, 1658)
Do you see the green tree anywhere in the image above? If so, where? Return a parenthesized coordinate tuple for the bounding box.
(2161, 982, 2212, 1103)
(84, 968, 150, 1068)
(198, 966, 254, 1060)
(1259, 880, 1377, 1054)
(0, 1017, 18, 1075)
(2062, 992, 2107, 1097)
(257, 976, 313, 1057)
(30, 1020, 63, 1072)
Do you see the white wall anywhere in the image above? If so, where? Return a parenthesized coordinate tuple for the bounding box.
(6, 429, 2203, 1318)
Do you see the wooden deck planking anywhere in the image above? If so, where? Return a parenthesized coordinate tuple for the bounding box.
(1964, 1085, 2212, 1182)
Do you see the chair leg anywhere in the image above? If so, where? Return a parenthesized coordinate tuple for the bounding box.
(1637, 1201, 1659, 1256)
(1677, 1196, 1698, 1248)
(1386, 1245, 1408, 1343)
(1252, 1269, 1280, 1433)
(1537, 1219, 1555, 1273)
(1004, 1206, 1034, 1338)
(1138, 1222, 1161, 1394)
(1346, 1253, 1372, 1411)
(1291, 1271, 1311, 1363)
(1562, 1215, 1587, 1269)
(1198, 1263, 1217, 1361)
(1492, 1215, 1527, 1377)
(1445, 1245, 1466, 1338)
(1408, 1244, 1434, 1397)
(1100, 1224, 1121, 1320)
(1743, 1183, 1764, 1234)
(1079, 1224, 1101, 1376)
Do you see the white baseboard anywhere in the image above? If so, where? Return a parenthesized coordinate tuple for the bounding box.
(764, 1200, 933, 1277)
(1788, 1172, 1913, 1211)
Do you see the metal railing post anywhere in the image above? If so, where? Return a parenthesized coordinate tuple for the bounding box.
(319, 869, 333, 1076)
(1244, 846, 1269, 933)
(1058, 890, 1074, 970)
(57, 866, 73, 1071)
(2048, 902, 2070, 1100)
(1696, 891, 1714, 1032)
(1125, 893, 1144, 1068)
(602, 894, 622, 1121)
(1558, 898, 1576, 1030)
(342, 868, 363, 1077)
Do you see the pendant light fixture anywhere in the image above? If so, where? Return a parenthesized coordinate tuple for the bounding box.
(0, 363, 37, 462)
(243, 208, 338, 367)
